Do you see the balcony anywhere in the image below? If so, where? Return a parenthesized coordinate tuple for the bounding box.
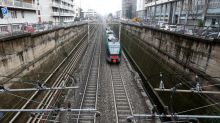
(145, 0, 177, 7)
(0, 0, 36, 10)
(51, 2, 73, 11)
(51, 12, 74, 16)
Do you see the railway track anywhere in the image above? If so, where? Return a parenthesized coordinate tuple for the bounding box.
(29, 25, 98, 123)
(73, 25, 102, 123)
(110, 65, 135, 123)
(8, 24, 97, 123)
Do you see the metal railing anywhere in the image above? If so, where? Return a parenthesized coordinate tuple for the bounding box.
(50, 2, 74, 11)
(0, 0, 36, 10)
(122, 20, 220, 40)
(51, 12, 74, 16)
(0, 21, 88, 38)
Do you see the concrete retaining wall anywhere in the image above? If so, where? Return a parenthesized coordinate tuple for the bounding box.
(0, 24, 87, 82)
(122, 23, 220, 81)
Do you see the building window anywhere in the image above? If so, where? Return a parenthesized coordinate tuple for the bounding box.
(38, 10, 40, 15)
(211, 18, 216, 25)
(21, 11, 24, 18)
(209, 0, 220, 9)
(11, 11, 17, 18)
(0, 26, 8, 32)
(12, 25, 20, 31)
(0, 10, 3, 18)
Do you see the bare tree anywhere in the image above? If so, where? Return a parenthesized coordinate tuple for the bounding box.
(183, 0, 199, 26)
(183, 0, 201, 35)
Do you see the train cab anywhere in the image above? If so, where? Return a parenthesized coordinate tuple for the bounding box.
(106, 37, 121, 63)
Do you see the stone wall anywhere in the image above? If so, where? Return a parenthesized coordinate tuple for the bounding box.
(0, 24, 87, 82)
(122, 23, 220, 81)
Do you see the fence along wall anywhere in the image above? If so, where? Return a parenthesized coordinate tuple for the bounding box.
(0, 24, 87, 81)
(122, 23, 220, 81)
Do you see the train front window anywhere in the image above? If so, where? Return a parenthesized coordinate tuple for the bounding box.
(112, 39, 118, 42)
(109, 46, 120, 54)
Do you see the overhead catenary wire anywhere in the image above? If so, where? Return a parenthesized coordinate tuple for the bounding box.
(127, 114, 220, 121)
(177, 101, 220, 114)
(155, 88, 220, 94)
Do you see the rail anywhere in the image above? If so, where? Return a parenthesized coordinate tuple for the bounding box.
(110, 65, 136, 123)
(75, 25, 101, 123)
(7, 25, 95, 123)
(28, 25, 97, 123)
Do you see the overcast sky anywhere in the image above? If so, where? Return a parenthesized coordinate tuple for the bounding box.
(80, 0, 121, 15)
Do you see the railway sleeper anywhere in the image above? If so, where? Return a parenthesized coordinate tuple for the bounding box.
(116, 98, 127, 101)
(116, 95, 127, 98)
(87, 87, 97, 90)
(88, 78, 98, 82)
(115, 89, 125, 92)
(87, 85, 97, 88)
(84, 99, 95, 103)
(86, 93, 96, 96)
(83, 103, 95, 107)
(117, 101, 129, 105)
(117, 105, 130, 110)
(113, 84, 123, 87)
(86, 90, 96, 93)
(118, 114, 130, 119)
(85, 96, 96, 99)
(118, 118, 127, 122)
(117, 109, 131, 114)
(115, 92, 126, 95)
(112, 79, 122, 82)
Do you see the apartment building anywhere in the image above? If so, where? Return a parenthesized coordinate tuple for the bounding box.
(38, 0, 75, 23)
(136, 0, 146, 19)
(122, 0, 137, 19)
(145, 0, 220, 26)
(116, 10, 122, 19)
(82, 9, 96, 19)
(74, 0, 81, 18)
(0, 0, 37, 24)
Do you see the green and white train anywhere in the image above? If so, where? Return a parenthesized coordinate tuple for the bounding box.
(105, 28, 121, 63)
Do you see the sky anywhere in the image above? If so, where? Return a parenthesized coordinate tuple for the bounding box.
(79, 0, 122, 15)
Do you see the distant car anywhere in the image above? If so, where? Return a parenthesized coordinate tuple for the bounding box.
(160, 25, 166, 30)
(24, 25, 35, 33)
(206, 32, 220, 39)
(169, 25, 177, 31)
(176, 29, 186, 34)
(184, 29, 193, 35)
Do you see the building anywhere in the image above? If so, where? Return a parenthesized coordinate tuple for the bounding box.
(73, 0, 81, 19)
(122, 0, 137, 19)
(0, 0, 37, 24)
(116, 10, 122, 19)
(145, 0, 220, 26)
(82, 9, 96, 19)
(38, 0, 75, 24)
(136, 0, 146, 19)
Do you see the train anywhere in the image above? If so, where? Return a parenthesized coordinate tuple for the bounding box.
(105, 27, 121, 63)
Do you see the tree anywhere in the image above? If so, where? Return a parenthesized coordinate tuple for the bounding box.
(197, 19, 204, 27)
(183, 0, 199, 26)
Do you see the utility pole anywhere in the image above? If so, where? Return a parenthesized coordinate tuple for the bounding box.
(119, 23, 121, 42)
(88, 17, 89, 44)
